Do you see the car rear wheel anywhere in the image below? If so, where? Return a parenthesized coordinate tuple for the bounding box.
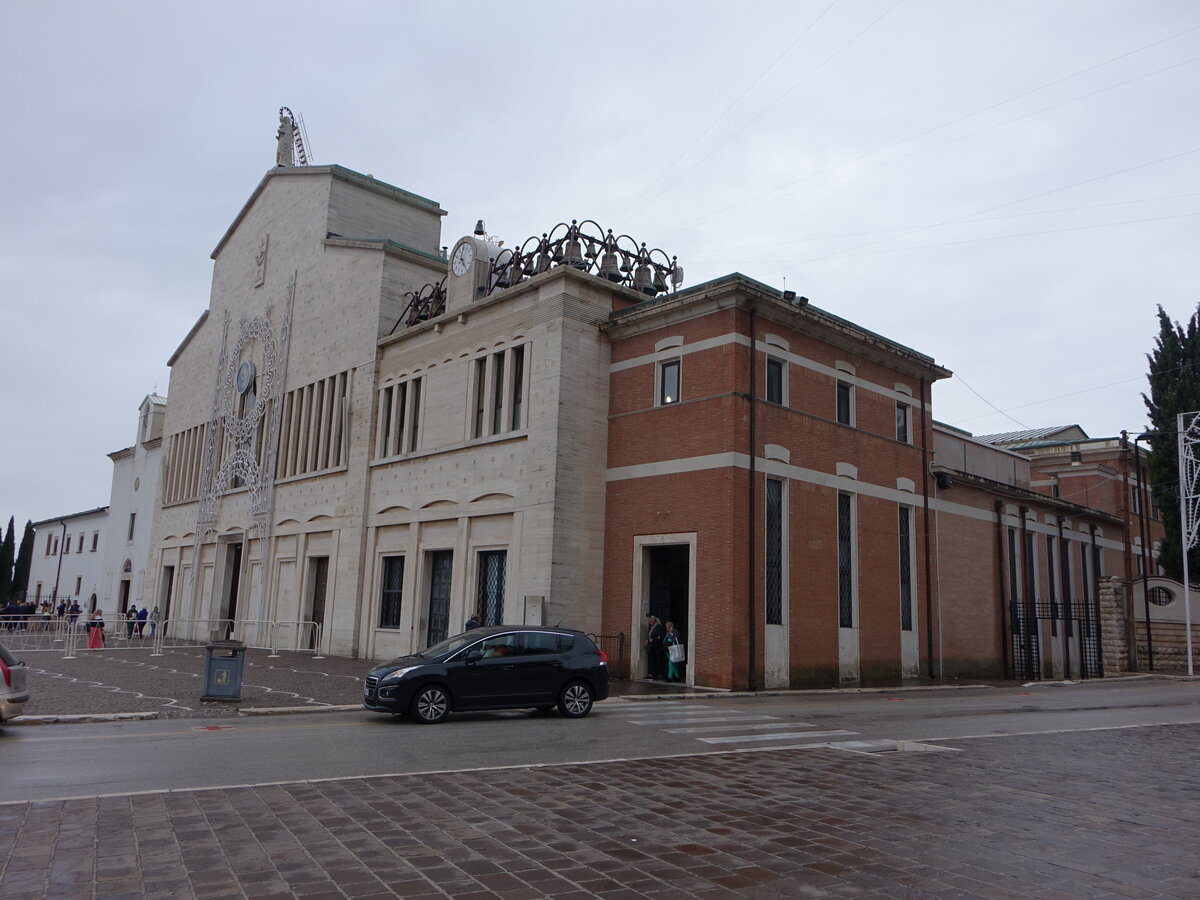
(557, 681, 594, 718)
(412, 685, 449, 724)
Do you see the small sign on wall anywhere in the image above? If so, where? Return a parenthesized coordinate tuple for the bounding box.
(523, 595, 544, 626)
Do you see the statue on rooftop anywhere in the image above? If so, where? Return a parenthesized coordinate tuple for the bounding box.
(275, 112, 294, 167)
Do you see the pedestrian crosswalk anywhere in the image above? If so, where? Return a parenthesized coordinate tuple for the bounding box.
(614, 701, 859, 749)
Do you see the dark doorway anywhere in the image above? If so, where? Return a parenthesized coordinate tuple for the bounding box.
(426, 550, 453, 647)
(648, 545, 690, 643)
(118, 580, 131, 615)
(222, 542, 243, 638)
(307, 557, 328, 650)
(159, 566, 174, 624)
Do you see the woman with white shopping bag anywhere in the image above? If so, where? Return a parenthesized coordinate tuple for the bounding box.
(664, 621, 686, 682)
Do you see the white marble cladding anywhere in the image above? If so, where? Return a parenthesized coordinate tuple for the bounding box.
(149, 166, 447, 658)
(366, 268, 614, 660)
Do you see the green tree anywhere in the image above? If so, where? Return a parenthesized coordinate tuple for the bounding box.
(11, 520, 34, 602)
(0, 516, 13, 601)
(1143, 304, 1200, 581)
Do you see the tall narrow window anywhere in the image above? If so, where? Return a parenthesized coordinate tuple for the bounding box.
(45, 534, 53, 556)
(78, 533, 85, 553)
(836, 381, 853, 426)
(765, 479, 783, 625)
(510, 345, 525, 430)
(1131, 485, 1141, 515)
(379, 557, 405, 629)
(1046, 534, 1058, 636)
(766, 358, 784, 405)
(472, 359, 487, 438)
(898, 507, 913, 631)
(378, 385, 393, 456)
(64, 535, 71, 555)
(838, 492, 854, 628)
(896, 402, 910, 443)
(407, 378, 422, 452)
(91, 532, 99, 552)
(490, 352, 505, 435)
(128, 513, 136, 542)
(75, 577, 82, 595)
(659, 359, 680, 405)
(477, 550, 507, 626)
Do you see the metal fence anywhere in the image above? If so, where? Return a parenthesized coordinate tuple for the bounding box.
(1, 615, 323, 659)
(588, 632, 626, 679)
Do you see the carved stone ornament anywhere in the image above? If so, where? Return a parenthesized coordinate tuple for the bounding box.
(255, 235, 268, 287)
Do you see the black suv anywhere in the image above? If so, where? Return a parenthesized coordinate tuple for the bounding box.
(364, 626, 609, 723)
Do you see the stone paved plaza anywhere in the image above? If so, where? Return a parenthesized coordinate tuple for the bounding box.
(2, 723, 1197, 898)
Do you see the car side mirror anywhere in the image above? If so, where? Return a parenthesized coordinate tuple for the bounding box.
(465, 649, 483, 662)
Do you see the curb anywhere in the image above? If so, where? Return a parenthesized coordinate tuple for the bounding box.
(9, 712, 161, 726)
(239, 704, 361, 716)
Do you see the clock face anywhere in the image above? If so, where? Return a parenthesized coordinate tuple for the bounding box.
(451, 241, 474, 276)
(236, 360, 257, 394)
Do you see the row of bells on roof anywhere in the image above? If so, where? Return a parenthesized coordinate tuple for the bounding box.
(492, 238, 682, 296)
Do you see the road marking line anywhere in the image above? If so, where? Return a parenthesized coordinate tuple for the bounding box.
(697, 729, 858, 744)
(665, 722, 813, 733)
(627, 714, 781, 724)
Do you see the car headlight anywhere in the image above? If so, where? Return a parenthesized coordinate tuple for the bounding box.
(380, 666, 420, 684)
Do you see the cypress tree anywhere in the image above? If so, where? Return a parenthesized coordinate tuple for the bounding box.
(1143, 304, 1200, 580)
(12, 520, 34, 602)
(0, 516, 13, 602)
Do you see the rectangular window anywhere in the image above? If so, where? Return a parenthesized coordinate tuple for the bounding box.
(896, 402, 910, 443)
(491, 352, 505, 435)
(1060, 537, 1073, 627)
(765, 358, 784, 405)
(378, 383, 394, 455)
(64, 535, 71, 555)
(1046, 534, 1058, 637)
(1131, 485, 1141, 515)
(765, 479, 783, 625)
(1008, 528, 1021, 634)
(476, 550, 507, 626)
(472, 358, 487, 438)
(836, 381, 853, 426)
(510, 345, 525, 430)
(379, 557, 405, 629)
(92, 532, 99, 552)
(659, 359, 680, 405)
(46, 533, 53, 556)
(407, 377, 422, 452)
(128, 513, 136, 542)
(35, 583, 42, 603)
(1052, 480, 1060, 499)
(78, 533, 85, 553)
(75, 576, 82, 595)
(898, 507, 913, 631)
(53, 537, 58, 556)
(838, 492, 854, 628)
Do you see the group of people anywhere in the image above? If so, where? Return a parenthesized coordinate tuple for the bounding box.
(2, 598, 82, 631)
(644, 615, 686, 682)
(123, 604, 161, 638)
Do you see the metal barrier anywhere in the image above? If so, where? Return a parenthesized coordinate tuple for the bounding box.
(1, 615, 76, 652)
(151, 618, 323, 658)
(588, 632, 627, 679)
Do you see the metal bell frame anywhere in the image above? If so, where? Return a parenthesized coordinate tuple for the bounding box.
(489, 219, 681, 298)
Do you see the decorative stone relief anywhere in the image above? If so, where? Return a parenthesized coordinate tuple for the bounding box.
(255, 235, 268, 287)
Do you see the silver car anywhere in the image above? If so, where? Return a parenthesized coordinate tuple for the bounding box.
(0, 640, 29, 724)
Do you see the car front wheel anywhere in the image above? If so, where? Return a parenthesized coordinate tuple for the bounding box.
(412, 685, 450, 724)
(557, 681, 594, 718)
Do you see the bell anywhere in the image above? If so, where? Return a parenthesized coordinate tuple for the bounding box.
(653, 268, 668, 294)
(633, 261, 656, 295)
(599, 250, 622, 282)
(562, 236, 586, 269)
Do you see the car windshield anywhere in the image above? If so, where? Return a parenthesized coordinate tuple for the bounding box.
(416, 632, 485, 659)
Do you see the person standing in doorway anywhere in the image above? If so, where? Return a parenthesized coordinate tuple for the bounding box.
(645, 615, 666, 680)
(665, 621, 686, 682)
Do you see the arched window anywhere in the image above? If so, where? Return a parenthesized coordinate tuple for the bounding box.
(123, 559, 133, 574)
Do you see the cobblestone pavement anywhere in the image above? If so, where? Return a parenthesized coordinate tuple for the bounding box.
(15, 647, 702, 719)
(2, 724, 1198, 898)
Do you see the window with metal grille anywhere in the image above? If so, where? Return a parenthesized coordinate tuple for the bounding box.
(765, 479, 783, 625)
(838, 492, 854, 627)
(379, 556, 404, 629)
(898, 506, 913, 631)
(1149, 586, 1173, 606)
(477, 550, 507, 626)
(836, 381, 852, 426)
(766, 358, 784, 405)
(1046, 534, 1058, 636)
(1008, 528, 1021, 634)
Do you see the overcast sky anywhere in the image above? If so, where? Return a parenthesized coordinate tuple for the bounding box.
(2, 0, 1198, 532)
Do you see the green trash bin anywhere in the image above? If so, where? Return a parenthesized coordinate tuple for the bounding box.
(201, 639, 246, 701)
